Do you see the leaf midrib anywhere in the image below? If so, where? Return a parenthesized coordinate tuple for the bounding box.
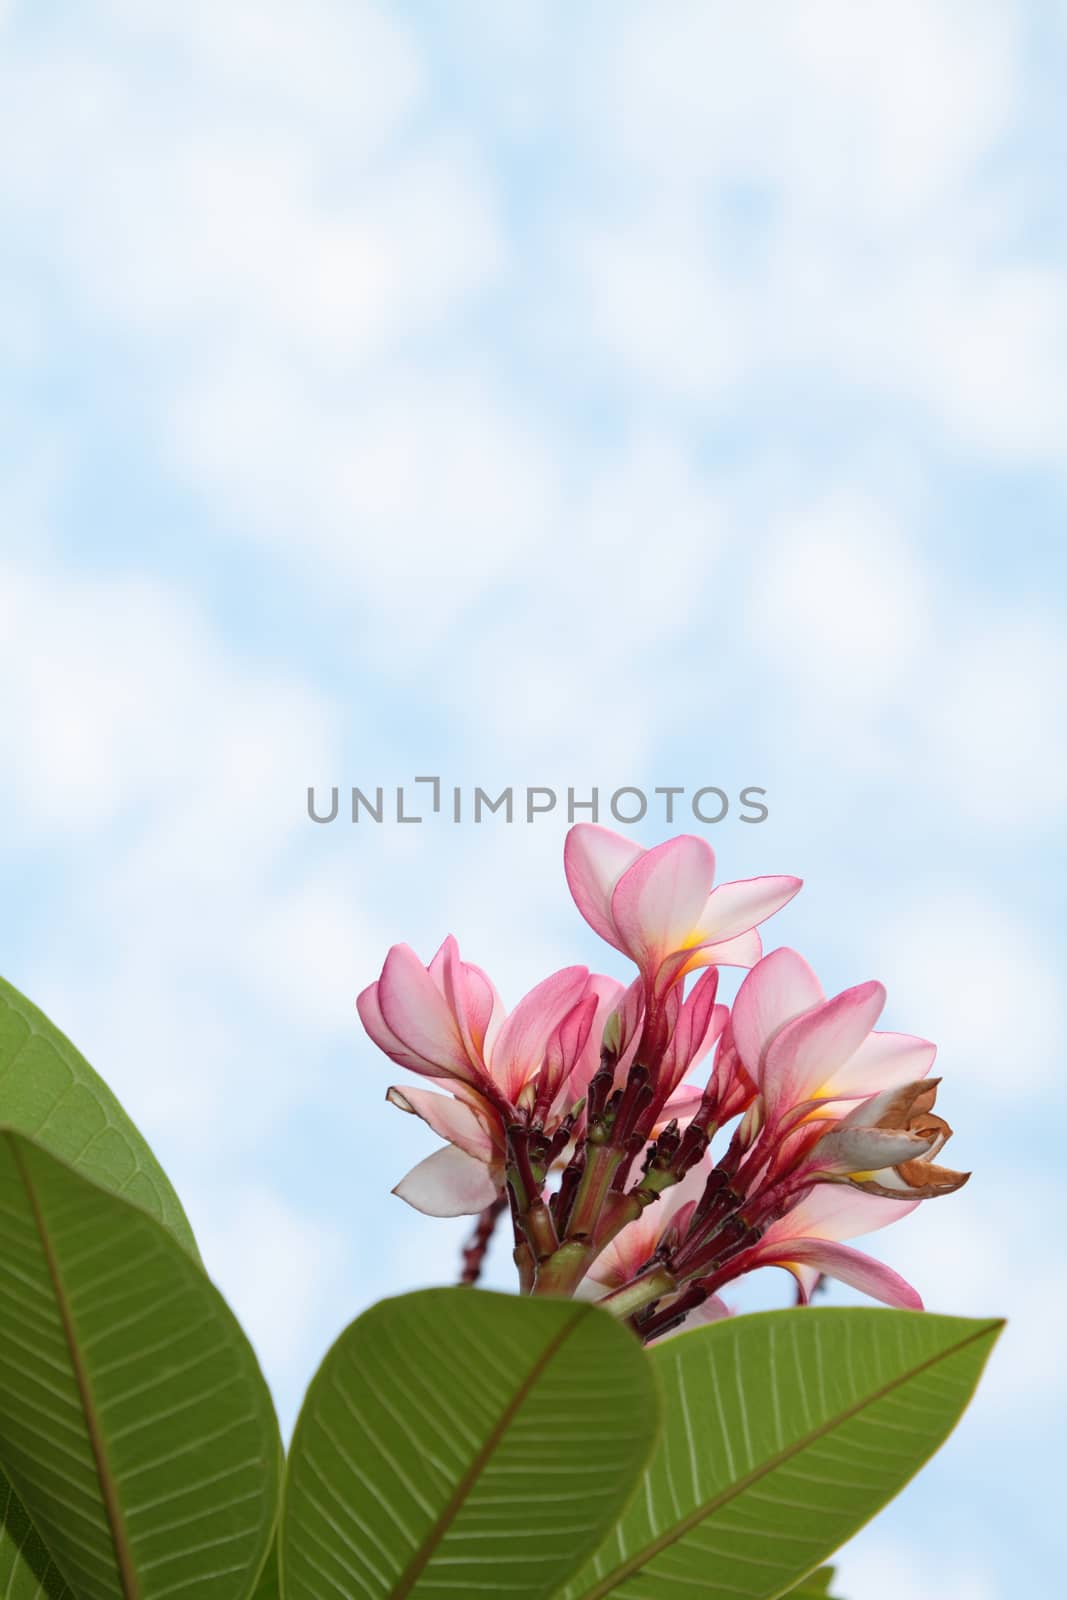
(573, 1318, 1001, 1600)
(388, 1305, 586, 1598)
(9, 1134, 141, 1600)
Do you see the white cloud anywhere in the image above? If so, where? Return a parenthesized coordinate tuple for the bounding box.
(0, 4, 509, 646)
(0, 11, 496, 364)
(874, 887, 1062, 1094)
(567, 1, 1066, 462)
(919, 618, 1067, 827)
(166, 363, 556, 651)
(101, 0, 424, 150)
(754, 493, 929, 703)
(0, 555, 365, 1159)
(573, 223, 740, 401)
(0, 559, 335, 839)
(596, 0, 1018, 220)
(431, 432, 730, 765)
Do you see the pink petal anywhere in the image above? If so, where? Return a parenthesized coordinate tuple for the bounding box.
(683, 1293, 732, 1327)
(590, 1158, 712, 1287)
(692, 928, 764, 969)
(491, 966, 590, 1102)
(612, 977, 647, 1077)
(541, 993, 599, 1109)
(654, 1082, 704, 1127)
(564, 824, 643, 950)
(430, 936, 503, 1056)
(385, 1085, 497, 1163)
(696, 874, 803, 944)
(771, 1239, 923, 1310)
(392, 1144, 500, 1217)
(762, 1181, 918, 1246)
(437, 936, 503, 1070)
(357, 980, 442, 1077)
(761, 980, 887, 1118)
(731, 947, 825, 1078)
(426, 938, 452, 994)
(649, 1291, 734, 1343)
(377, 944, 479, 1083)
(610, 835, 717, 976)
(660, 969, 722, 1095)
(564, 974, 627, 1102)
(789, 1264, 822, 1304)
(357, 979, 405, 1055)
(466, 962, 506, 1059)
(654, 929, 765, 994)
(826, 1030, 938, 1098)
(684, 967, 722, 1052)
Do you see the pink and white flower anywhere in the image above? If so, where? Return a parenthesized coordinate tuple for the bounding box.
(731, 947, 938, 1125)
(359, 938, 625, 1215)
(564, 824, 802, 996)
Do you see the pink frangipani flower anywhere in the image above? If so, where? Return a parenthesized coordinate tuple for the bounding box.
(564, 824, 802, 996)
(357, 828, 970, 1320)
(360, 937, 627, 1215)
(357, 935, 504, 1088)
(731, 946, 938, 1125)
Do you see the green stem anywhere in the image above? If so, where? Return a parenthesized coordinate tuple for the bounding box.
(594, 1161, 684, 1254)
(514, 1241, 535, 1294)
(567, 1143, 625, 1241)
(522, 1196, 559, 1264)
(532, 1143, 626, 1297)
(532, 1238, 596, 1297)
(598, 1263, 678, 1321)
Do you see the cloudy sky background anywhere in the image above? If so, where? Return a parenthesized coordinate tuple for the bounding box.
(1, 2, 1065, 1594)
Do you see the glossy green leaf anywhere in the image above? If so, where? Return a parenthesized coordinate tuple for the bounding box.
(281, 1287, 661, 1600)
(0, 975, 198, 1258)
(561, 1307, 1001, 1600)
(0, 1129, 281, 1600)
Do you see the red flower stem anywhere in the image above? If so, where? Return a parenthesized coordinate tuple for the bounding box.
(637, 1282, 709, 1342)
(505, 1124, 559, 1266)
(458, 1196, 507, 1286)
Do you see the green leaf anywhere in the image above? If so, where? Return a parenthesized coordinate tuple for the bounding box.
(782, 1568, 841, 1598)
(250, 1535, 281, 1600)
(0, 1474, 74, 1599)
(0, 978, 205, 1595)
(0, 975, 198, 1259)
(560, 1307, 1001, 1600)
(0, 1129, 281, 1600)
(281, 1287, 661, 1600)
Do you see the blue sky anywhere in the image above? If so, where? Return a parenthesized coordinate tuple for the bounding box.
(1, 3, 1065, 1595)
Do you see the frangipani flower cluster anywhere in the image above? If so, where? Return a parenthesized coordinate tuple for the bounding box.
(358, 825, 968, 1337)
